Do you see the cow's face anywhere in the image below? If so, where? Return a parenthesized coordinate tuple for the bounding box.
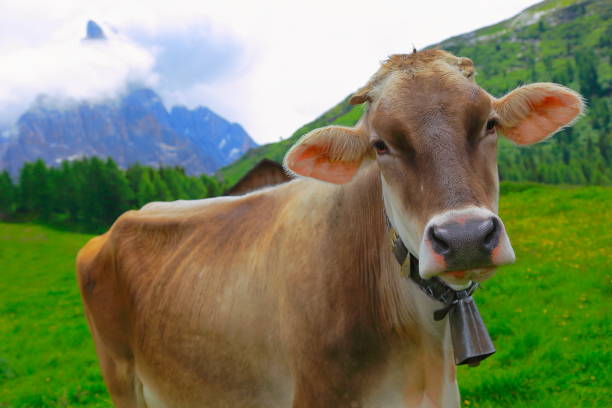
(285, 50, 583, 287)
(367, 71, 506, 286)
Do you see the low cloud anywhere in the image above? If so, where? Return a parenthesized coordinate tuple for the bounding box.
(0, 22, 157, 128)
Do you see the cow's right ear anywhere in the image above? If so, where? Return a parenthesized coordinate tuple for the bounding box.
(284, 125, 371, 184)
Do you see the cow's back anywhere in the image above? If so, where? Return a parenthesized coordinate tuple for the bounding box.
(76, 186, 313, 407)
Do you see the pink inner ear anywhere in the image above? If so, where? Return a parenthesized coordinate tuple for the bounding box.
(287, 144, 360, 184)
(505, 94, 581, 145)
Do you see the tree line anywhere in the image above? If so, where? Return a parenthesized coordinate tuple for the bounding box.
(0, 157, 223, 232)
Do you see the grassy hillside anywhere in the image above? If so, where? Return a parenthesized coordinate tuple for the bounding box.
(220, 0, 611, 187)
(0, 183, 610, 407)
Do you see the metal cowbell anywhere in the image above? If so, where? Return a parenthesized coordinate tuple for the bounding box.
(449, 297, 496, 366)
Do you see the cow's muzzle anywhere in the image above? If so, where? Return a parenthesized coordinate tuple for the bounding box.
(418, 208, 515, 281)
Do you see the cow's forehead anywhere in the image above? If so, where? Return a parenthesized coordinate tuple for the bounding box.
(370, 71, 492, 133)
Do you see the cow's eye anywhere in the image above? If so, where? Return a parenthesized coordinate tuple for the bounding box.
(372, 140, 388, 154)
(485, 119, 497, 133)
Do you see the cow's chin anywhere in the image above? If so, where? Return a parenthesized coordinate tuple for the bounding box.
(438, 267, 497, 289)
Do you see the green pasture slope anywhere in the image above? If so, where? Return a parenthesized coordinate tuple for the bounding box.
(0, 184, 610, 407)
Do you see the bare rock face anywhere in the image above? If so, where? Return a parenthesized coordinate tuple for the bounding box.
(0, 19, 258, 177)
(0, 87, 257, 177)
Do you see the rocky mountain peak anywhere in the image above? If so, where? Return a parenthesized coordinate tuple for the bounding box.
(85, 20, 106, 40)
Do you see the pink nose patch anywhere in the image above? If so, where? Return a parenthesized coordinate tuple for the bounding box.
(491, 245, 502, 264)
(427, 239, 447, 267)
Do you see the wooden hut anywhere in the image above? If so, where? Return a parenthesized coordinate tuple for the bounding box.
(224, 159, 292, 196)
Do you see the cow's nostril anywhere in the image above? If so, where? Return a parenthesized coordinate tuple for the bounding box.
(482, 217, 499, 249)
(429, 225, 451, 254)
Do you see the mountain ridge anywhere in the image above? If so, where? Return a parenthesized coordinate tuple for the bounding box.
(0, 86, 257, 177)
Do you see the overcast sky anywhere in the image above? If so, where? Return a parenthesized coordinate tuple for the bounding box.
(0, 0, 541, 144)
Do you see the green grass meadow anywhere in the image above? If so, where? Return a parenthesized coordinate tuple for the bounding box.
(0, 183, 610, 407)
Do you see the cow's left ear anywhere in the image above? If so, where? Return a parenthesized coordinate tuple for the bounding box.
(494, 83, 585, 145)
(284, 125, 371, 184)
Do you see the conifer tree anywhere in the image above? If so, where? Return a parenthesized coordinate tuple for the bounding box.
(200, 175, 222, 197)
(99, 158, 133, 226)
(151, 170, 172, 202)
(0, 171, 15, 217)
(575, 50, 602, 98)
(185, 177, 207, 199)
(137, 171, 157, 208)
(160, 167, 188, 199)
(126, 164, 145, 199)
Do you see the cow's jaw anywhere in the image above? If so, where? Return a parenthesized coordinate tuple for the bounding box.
(381, 180, 515, 285)
(381, 177, 422, 257)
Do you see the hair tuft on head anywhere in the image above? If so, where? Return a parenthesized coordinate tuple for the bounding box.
(349, 49, 476, 105)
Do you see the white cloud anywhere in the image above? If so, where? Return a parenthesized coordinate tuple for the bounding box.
(0, 19, 157, 127)
(0, 0, 541, 143)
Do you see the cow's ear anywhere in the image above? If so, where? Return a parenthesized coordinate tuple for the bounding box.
(284, 125, 371, 184)
(494, 83, 584, 145)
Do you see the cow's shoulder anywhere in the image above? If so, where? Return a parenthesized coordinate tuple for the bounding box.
(76, 232, 111, 298)
(76, 229, 135, 357)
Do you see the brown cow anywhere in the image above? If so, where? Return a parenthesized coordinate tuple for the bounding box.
(77, 50, 583, 407)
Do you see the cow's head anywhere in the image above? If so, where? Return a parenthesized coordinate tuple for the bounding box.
(284, 50, 583, 287)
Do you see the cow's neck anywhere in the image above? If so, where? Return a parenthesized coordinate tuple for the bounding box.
(333, 163, 453, 346)
(328, 163, 457, 404)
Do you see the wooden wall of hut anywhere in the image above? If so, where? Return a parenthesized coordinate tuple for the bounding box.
(225, 159, 292, 195)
